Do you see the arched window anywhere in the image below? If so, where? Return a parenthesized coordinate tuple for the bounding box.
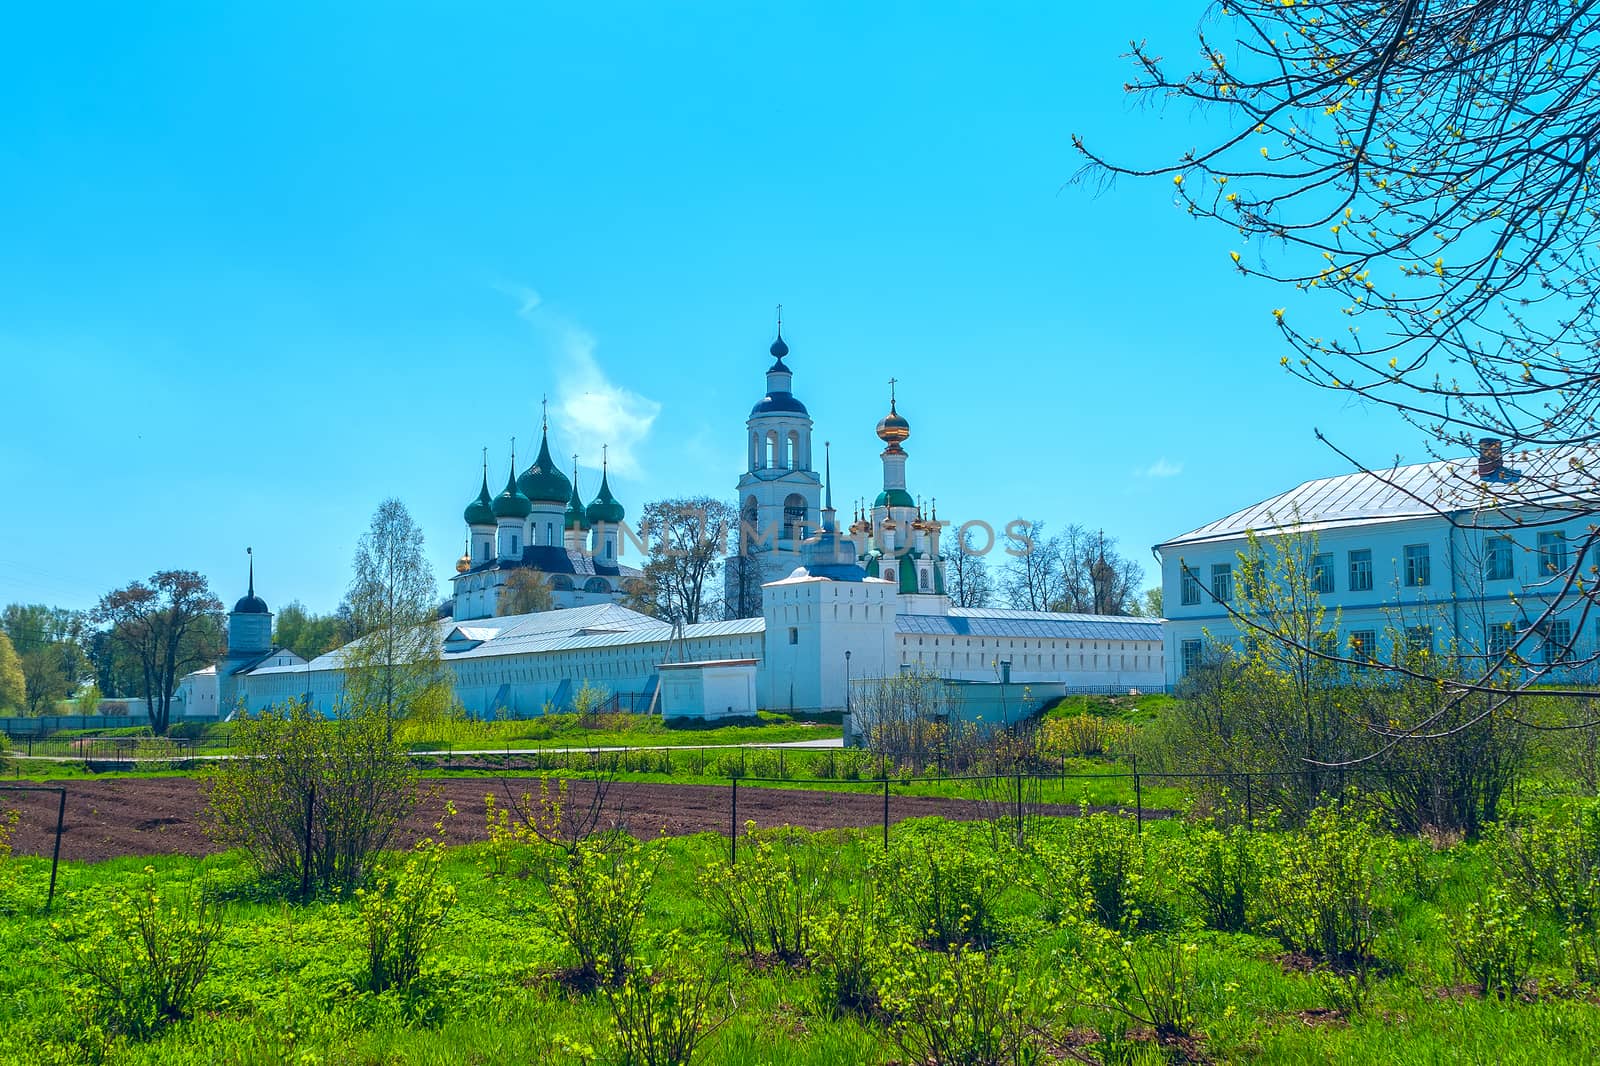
(750, 431, 760, 469)
(584, 577, 610, 593)
(783, 493, 807, 541)
(766, 431, 780, 468)
(550, 575, 574, 591)
(787, 430, 801, 470)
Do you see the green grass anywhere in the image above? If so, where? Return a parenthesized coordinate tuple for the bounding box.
(4, 809, 1600, 1064)
(1041, 691, 1178, 725)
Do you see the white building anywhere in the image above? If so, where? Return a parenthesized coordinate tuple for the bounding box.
(220, 319, 1166, 719)
(1156, 438, 1597, 689)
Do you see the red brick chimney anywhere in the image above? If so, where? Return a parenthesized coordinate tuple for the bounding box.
(1478, 437, 1503, 480)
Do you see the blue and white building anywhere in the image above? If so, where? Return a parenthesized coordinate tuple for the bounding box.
(1156, 439, 1598, 689)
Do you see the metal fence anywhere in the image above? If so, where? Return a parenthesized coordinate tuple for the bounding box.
(0, 784, 67, 909)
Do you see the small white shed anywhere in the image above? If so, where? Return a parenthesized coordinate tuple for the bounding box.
(657, 658, 760, 720)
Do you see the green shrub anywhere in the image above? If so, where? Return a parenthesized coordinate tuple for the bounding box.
(601, 934, 727, 1066)
(1488, 803, 1600, 927)
(52, 868, 221, 1037)
(204, 700, 417, 895)
(883, 838, 1011, 948)
(1180, 821, 1259, 933)
(358, 835, 457, 993)
(1037, 713, 1137, 758)
(808, 881, 888, 1018)
(699, 825, 834, 964)
(1037, 811, 1162, 931)
(1450, 886, 1533, 997)
(546, 836, 657, 991)
(878, 940, 1040, 1066)
(1254, 804, 1395, 963)
(1062, 930, 1197, 1043)
(0, 806, 18, 909)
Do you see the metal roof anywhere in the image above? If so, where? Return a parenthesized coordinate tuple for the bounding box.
(898, 609, 1162, 642)
(1157, 445, 1600, 550)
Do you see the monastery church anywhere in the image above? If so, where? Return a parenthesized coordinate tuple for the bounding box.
(187, 320, 1164, 720)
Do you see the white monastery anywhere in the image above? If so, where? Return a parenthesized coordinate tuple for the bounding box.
(1157, 438, 1599, 689)
(184, 321, 1166, 720)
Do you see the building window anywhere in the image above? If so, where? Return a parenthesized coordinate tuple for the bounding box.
(1312, 553, 1334, 595)
(1405, 625, 1434, 656)
(1403, 544, 1431, 587)
(1180, 569, 1201, 606)
(1487, 621, 1515, 660)
(1545, 619, 1573, 664)
(788, 627, 798, 645)
(1348, 629, 1376, 663)
(919, 569, 930, 591)
(1180, 639, 1202, 676)
(1486, 537, 1514, 581)
(511, 534, 520, 554)
(1210, 563, 1233, 603)
(1539, 531, 1569, 576)
(480, 542, 489, 561)
(1348, 549, 1373, 592)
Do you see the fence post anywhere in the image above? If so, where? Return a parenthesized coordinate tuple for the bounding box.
(1132, 755, 1143, 837)
(730, 778, 738, 865)
(882, 776, 890, 850)
(46, 788, 65, 911)
(300, 783, 315, 901)
(1245, 775, 1255, 826)
(1015, 769, 1024, 847)
(779, 748, 784, 779)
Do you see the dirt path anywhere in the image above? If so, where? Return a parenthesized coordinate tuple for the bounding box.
(1, 777, 1098, 863)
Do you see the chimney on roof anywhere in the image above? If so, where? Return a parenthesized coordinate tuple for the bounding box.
(1478, 437, 1503, 480)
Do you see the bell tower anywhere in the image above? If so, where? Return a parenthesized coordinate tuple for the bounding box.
(726, 307, 823, 614)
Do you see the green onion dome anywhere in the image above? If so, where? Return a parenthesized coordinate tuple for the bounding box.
(517, 430, 572, 504)
(585, 467, 625, 525)
(492, 467, 532, 519)
(463, 469, 496, 526)
(565, 464, 588, 531)
(875, 488, 916, 509)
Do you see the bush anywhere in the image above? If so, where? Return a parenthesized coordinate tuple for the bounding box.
(878, 940, 1040, 1066)
(808, 882, 888, 1018)
(1037, 811, 1161, 931)
(1180, 821, 1259, 933)
(203, 700, 417, 895)
(699, 825, 834, 965)
(0, 806, 18, 908)
(546, 836, 657, 991)
(358, 834, 457, 993)
(602, 934, 727, 1066)
(1062, 930, 1197, 1043)
(1488, 803, 1600, 928)
(1254, 804, 1395, 963)
(1037, 713, 1136, 759)
(52, 868, 221, 1037)
(1450, 886, 1533, 997)
(883, 838, 1011, 948)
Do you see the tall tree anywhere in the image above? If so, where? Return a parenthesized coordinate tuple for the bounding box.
(726, 496, 765, 619)
(1050, 528, 1146, 616)
(636, 497, 736, 624)
(272, 601, 344, 659)
(91, 571, 224, 734)
(498, 569, 554, 616)
(945, 525, 995, 608)
(1078, 0, 1600, 736)
(1129, 587, 1164, 619)
(2, 603, 89, 684)
(1002, 519, 1058, 612)
(0, 630, 24, 713)
(20, 645, 70, 716)
(343, 499, 449, 737)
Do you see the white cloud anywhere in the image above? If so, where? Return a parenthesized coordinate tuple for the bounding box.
(499, 284, 660, 477)
(1140, 458, 1184, 479)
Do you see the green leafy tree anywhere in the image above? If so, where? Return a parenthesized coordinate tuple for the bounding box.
(343, 498, 449, 738)
(91, 571, 224, 735)
(0, 631, 23, 713)
(20, 644, 70, 716)
(271, 601, 343, 660)
(635, 497, 736, 623)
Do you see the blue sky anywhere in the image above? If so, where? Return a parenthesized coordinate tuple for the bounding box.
(0, 3, 1428, 614)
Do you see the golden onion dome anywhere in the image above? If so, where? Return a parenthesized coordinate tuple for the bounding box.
(876, 404, 910, 445)
(455, 551, 472, 574)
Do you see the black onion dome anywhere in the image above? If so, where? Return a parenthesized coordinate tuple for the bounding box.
(751, 392, 809, 417)
(233, 593, 269, 614)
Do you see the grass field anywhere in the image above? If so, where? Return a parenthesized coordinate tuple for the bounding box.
(4, 803, 1600, 1065)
